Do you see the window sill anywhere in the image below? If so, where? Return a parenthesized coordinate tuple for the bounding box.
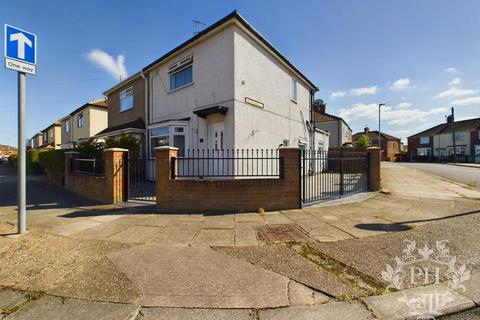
(168, 82, 194, 94)
(119, 107, 134, 113)
(291, 99, 297, 104)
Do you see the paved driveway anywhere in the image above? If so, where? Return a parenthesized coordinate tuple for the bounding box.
(398, 162, 480, 189)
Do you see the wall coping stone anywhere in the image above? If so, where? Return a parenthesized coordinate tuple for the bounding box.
(155, 146, 179, 151)
(367, 147, 381, 150)
(64, 151, 80, 154)
(103, 148, 129, 152)
(278, 146, 300, 150)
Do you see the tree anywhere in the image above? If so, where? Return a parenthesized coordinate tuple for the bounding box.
(355, 134, 371, 148)
(105, 134, 140, 155)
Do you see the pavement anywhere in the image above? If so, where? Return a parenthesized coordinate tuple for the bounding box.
(398, 162, 480, 190)
(0, 163, 480, 319)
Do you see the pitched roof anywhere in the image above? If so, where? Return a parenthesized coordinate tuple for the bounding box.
(314, 111, 352, 131)
(104, 11, 317, 95)
(353, 130, 400, 141)
(69, 99, 107, 116)
(408, 117, 480, 139)
(96, 117, 145, 136)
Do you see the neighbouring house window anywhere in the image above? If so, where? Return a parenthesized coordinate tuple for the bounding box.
(43, 132, 47, 142)
(417, 147, 431, 156)
(49, 129, 53, 140)
(77, 113, 84, 128)
(119, 87, 133, 112)
(291, 78, 298, 102)
(170, 65, 193, 91)
(65, 121, 70, 132)
(420, 136, 429, 144)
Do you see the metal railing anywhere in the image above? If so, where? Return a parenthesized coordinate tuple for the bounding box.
(301, 150, 369, 204)
(71, 158, 104, 176)
(127, 158, 156, 202)
(172, 149, 282, 178)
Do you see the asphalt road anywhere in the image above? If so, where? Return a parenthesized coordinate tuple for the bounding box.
(398, 162, 480, 189)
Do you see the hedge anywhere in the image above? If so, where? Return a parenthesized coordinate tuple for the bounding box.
(27, 148, 49, 174)
(38, 149, 65, 173)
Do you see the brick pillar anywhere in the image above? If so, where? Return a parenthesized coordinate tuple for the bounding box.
(367, 147, 381, 191)
(104, 148, 128, 203)
(278, 147, 302, 209)
(64, 151, 79, 189)
(155, 146, 178, 209)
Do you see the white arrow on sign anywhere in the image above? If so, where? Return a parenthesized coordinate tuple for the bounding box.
(10, 32, 32, 60)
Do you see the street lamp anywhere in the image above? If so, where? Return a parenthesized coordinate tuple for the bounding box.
(378, 103, 385, 149)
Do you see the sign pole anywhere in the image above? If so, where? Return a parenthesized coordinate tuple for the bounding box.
(17, 71, 26, 234)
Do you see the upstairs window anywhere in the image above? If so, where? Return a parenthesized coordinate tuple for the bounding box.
(169, 55, 193, 91)
(119, 87, 133, 112)
(77, 113, 84, 128)
(291, 78, 298, 102)
(65, 120, 70, 132)
(420, 136, 429, 144)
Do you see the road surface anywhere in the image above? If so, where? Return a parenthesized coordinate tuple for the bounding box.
(398, 162, 480, 189)
(440, 308, 480, 319)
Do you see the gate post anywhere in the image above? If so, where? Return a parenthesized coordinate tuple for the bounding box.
(340, 149, 344, 195)
(367, 147, 381, 191)
(104, 148, 129, 204)
(278, 147, 301, 208)
(155, 146, 179, 209)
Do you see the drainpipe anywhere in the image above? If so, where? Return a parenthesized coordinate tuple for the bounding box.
(141, 70, 148, 158)
(310, 88, 319, 151)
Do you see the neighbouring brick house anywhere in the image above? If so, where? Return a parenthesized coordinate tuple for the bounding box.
(96, 71, 146, 157)
(353, 127, 401, 161)
(0, 145, 17, 158)
(408, 117, 480, 162)
(101, 11, 330, 159)
(313, 99, 352, 148)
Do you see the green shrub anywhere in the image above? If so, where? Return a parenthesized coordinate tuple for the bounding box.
(27, 148, 48, 174)
(7, 154, 17, 166)
(38, 150, 65, 172)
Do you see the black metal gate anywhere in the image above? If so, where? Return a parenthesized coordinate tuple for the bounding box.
(301, 150, 369, 205)
(126, 158, 156, 202)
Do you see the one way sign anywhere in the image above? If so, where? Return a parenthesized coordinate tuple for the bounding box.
(4, 24, 36, 75)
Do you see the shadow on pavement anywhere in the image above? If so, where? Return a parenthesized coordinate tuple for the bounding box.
(356, 209, 480, 232)
(0, 166, 101, 211)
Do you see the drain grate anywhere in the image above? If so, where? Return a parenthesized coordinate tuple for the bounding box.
(257, 224, 310, 243)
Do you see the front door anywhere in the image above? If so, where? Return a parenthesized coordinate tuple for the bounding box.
(208, 122, 224, 151)
(207, 122, 225, 176)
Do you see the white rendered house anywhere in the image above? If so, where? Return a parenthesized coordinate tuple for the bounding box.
(142, 11, 328, 157)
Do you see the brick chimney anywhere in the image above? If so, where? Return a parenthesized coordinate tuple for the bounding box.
(364, 127, 369, 134)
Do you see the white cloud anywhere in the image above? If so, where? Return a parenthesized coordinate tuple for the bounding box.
(338, 103, 448, 126)
(330, 90, 346, 99)
(434, 87, 478, 99)
(451, 96, 480, 107)
(390, 78, 411, 91)
(444, 67, 459, 73)
(350, 86, 378, 96)
(448, 77, 462, 86)
(86, 49, 127, 80)
(396, 102, 412, 109)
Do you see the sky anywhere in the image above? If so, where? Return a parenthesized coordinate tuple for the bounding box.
(1, 0, 480, 146)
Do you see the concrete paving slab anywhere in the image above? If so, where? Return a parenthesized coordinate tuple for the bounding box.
(149, 225, 199, 246)
(88, 215, 123, 223)
(191, 229, 234, 246)
(288, 281, 329, 306)
(234, 213, 264, 222)
(264, 213, 292, 225)
(462, 272, 480, 305)
(4, 295, 140, 320)
(108, 245, 289, 308)
(107, 226, 164, 243)
(50, 220, 102, 236)
(140, 307, 255, 320)
(234, 223, 259, 246)
(258, 301, 373, 320)
(362, 284, 475, 320)
(202, 215, 234, 229)
(281, 209, 314, 221)
(0, 289, 29, 316)
(217, 245, 365, 298)
(73, 221, 132, 240)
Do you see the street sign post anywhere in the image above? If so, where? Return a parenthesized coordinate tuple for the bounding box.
(4, 24, 37, 234)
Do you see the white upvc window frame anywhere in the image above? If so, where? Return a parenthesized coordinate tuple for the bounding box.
(77, 113, 84, 128)
(291, 78, 298, 103)
(419, 136, 429, 144)
(148, 121, 188, 158)
(119, 87, 134, 112)
(168, 55, 193, 92)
